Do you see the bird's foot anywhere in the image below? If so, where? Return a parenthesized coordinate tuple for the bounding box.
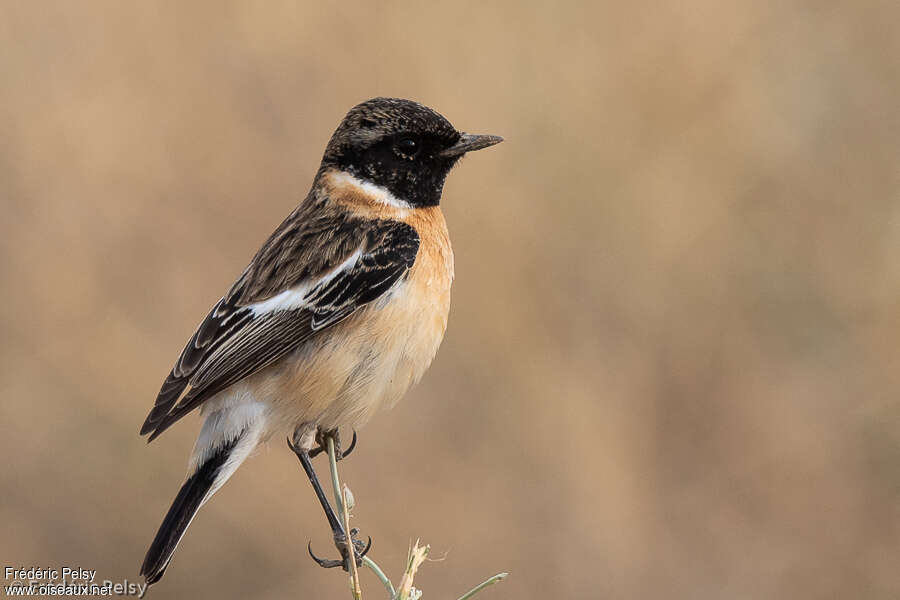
(307, 528, 372, 570)
(308, 428, 357, 461)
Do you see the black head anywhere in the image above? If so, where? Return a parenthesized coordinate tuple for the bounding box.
(321, 97, 502, 207)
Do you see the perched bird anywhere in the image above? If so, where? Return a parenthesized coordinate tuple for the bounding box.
(139, 97, 502, 585)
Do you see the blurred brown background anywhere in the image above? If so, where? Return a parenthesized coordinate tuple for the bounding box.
(1, 1, 899, 598)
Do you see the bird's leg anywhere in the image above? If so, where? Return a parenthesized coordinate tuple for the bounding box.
(287, 429, 370, 571)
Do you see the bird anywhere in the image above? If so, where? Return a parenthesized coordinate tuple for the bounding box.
(138, 97, 502, 586)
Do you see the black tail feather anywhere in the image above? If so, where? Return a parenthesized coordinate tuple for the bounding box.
(141, 435, 240, 585)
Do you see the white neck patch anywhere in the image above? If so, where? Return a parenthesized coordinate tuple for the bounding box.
(329, 170, 413, 213)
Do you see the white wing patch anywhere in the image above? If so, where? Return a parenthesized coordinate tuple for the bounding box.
(248, 249, 363, 316)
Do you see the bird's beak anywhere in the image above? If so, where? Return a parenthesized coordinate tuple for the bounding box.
(439, 133, 504, 158)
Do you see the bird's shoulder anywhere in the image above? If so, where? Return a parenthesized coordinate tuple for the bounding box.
(318, 167, 453, 281)
(228, 183, 421, 307)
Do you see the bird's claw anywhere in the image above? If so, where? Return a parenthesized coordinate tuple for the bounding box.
(307, 541, 344, 569)
(341, 430, 358, 459)
(308, 429, 358, 460)
(307, 533, 372, 571)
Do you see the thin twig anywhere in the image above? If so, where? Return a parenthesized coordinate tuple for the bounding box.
(326, 436, 345, 522)
(326, 436, 362, 599)
(456, 573, 509, 600)
(361, 556, 395, 598)
(324, 436, 396, 598)
(342, 485, 362, 599)
(322, 433, 507, 600)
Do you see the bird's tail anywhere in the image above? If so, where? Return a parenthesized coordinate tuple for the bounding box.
(141, 402, 266, 586)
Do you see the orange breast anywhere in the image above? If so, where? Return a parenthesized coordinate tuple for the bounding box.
(261, 173, 455, 431)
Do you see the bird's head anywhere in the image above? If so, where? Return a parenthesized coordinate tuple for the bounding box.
(321, 97, 502, 207)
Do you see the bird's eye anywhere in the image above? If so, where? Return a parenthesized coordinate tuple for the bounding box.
(395, 137, 419, 155)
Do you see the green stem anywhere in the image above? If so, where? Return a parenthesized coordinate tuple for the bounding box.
(326, 437, 344, 522)
(362, 556, 396, 599)
(456, 573, 509, 600)
(326, 435, 396, 599)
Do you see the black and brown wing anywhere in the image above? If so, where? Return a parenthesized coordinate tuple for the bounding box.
(140, 215, 419, 441)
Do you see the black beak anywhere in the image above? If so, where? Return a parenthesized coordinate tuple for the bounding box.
(439, 133, 504, 158)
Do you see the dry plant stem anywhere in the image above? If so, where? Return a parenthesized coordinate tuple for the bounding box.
(323, 436, 505, 600)
(342, 486, 362, 600)
(326, 436, 345, 522)
(456, 573, 509, 600)
(326, 436, 362, 599)
(325, 437, 396, 598)
(395, 540, 429, 600)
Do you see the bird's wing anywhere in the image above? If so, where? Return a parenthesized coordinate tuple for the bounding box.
(141, 212, 420, 441)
